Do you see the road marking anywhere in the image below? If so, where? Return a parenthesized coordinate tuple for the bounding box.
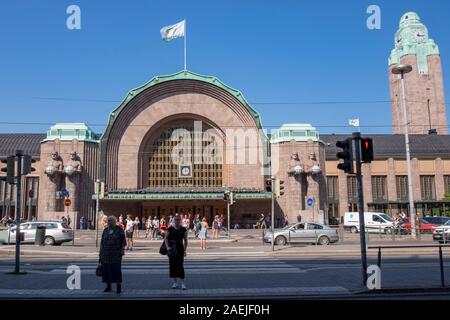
(0, 260, 304, 274)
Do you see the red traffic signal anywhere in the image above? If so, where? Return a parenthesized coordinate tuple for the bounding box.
(265, 178, 272, 192)
(361, 138, 374, 163)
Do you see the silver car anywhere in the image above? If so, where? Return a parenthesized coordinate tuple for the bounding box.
(263, 222, 339, 245)
(6, 220, 74, 246)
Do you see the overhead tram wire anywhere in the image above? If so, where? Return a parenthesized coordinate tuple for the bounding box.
(0, 121, 449, 129)
(4, 95, 449, 106)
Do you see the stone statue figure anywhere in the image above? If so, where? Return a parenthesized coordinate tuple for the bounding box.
(45, 151, 64, 176)
(287, 152, 302, 176)
(65, 151, 82, 176)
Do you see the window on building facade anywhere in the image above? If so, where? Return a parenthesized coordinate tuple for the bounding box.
(326, 176, 339, 200)
(347, 176, 358, 203)
(420, 175, 436, 200)
(396, 175, 408, 201)
(327, 176, 340, 225)
(0, 180, 16, 218)
(371, 176, 388, 201)
(148, 122, 223, 188)
(444, 175, 450, 196)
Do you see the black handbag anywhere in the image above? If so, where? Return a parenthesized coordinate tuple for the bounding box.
(159, 241, 168, 255)
(96, 261, 103, 277)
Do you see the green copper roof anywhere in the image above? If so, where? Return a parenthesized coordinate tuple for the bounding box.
(270, 124, 320, 143)
(102, 70, 263, 140)
(44, 123, 99, 143)
(389, 12, 440, 74)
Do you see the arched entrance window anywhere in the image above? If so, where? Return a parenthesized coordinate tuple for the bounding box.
(148, 120, 223, 188)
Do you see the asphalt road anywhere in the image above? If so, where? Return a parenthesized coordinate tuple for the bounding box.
(0, 248, 449, 299)
(1, 229, 449, 299)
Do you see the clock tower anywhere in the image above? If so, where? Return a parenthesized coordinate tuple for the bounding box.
(389, 12, 448, 134)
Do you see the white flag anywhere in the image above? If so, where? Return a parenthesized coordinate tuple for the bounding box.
(160, 20, 185, 42)
(348, 119, 360, 127)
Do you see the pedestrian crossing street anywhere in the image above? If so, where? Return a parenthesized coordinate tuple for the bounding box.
(0, 258, 305, 275)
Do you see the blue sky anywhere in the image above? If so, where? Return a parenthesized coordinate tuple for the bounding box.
(0, 0, 449, 135)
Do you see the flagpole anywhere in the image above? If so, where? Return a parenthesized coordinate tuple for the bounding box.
(184, 19, 187, 70)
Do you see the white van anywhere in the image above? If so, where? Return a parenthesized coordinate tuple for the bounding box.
(344, 212, 394, 234)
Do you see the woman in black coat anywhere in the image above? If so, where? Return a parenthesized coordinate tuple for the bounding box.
(99, 216, 126, 293)
(165, 215, 188, 289)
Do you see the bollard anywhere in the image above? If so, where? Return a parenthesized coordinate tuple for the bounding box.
(439, 245, 445, 287)
(377, 247, 382, 268)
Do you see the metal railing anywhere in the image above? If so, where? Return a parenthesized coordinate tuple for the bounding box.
(368, 244, 450, 287)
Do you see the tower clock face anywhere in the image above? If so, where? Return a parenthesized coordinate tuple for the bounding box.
(414, 30, 426, 43)
(179, 165, 192, 177)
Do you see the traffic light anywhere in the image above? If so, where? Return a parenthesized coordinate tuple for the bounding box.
(274, 179, 285, 198)
(361, 138, 374, 163)
(0, 156, 15, 184)
(224, 190, 230, 202)
(336, 138, 354, 174)
(265, 178, 272, 193)
(223, 190, 234, 205)
(22, 155, 36, 175)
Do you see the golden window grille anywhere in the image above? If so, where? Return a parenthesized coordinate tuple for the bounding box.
(148, 123, 223, 188)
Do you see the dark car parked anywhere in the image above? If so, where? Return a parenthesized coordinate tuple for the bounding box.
(423, 216, 450, 226)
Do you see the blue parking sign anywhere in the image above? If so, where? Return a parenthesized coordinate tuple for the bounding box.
(61, 188, 69, 198)
(307, 197, 314, 207)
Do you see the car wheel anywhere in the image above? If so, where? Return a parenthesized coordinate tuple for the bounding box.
(275, 236, 287, 246)
(350, 226, 358, 233)
(44, 236, 55, 246)
(318, 236, 330, 245)
(385, 228, 393, 235)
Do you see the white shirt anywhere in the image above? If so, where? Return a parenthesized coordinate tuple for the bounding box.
(125, 219, 134, 232)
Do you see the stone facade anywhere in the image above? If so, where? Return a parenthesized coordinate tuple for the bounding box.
(271, 128, 327, 224)
(37, 125, 99, 228)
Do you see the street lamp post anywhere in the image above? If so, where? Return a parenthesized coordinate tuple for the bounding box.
(392, 64, 416, 239)
(95, 179, 100, 248)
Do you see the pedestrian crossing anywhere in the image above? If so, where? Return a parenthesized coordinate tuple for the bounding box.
(0, 259, 305, 275)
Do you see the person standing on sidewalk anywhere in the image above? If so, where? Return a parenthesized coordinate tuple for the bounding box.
(283, 214, 289, 227)
(182, 214, 190, 231)
(165, 215, 188, 290)
(99, 215, 126, 294)
(264, 214, 271, 229)
(152, 216, 160, 240)
(142, 216, 146, 232)
(199, 217, 209, 250)
(145, 216, 152, 239)
(194, 214, 201, 238)
(134, 216, 140, 239)
(212, 215, 220, 239)
(125, 215, 134, 251)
